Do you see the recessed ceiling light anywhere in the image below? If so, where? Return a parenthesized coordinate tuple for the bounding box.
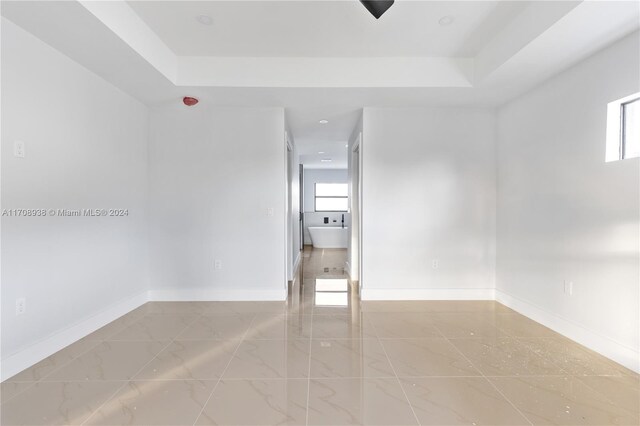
(319, 119, 329, 124)
(345, 144, 348, 148)
(321, 158, 332, 162)
(196, 15, 213, 25)
(318, 151, 325, 154)
(439, 15, 454, 26)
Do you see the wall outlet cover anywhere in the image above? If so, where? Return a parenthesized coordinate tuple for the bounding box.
(16, 298, 26, 315)
(14, 141, 25, 158)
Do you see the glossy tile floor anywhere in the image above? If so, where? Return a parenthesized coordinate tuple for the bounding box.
(2, 247, 639, 425)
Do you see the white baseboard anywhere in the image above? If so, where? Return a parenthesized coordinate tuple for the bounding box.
(149, 288, 287, 302)
(496, 290, 639, 374)
(1, 291, 148, 381)
(361, 288, 495, 301)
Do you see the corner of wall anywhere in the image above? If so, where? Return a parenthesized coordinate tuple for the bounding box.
(1, 291, 149, 381)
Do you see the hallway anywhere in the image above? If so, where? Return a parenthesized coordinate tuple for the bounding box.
(288, 247, 358, 316)
(1, 247, 638, 425)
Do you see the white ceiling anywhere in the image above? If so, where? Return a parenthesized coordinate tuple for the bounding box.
(3, 0, 639, 170)
(287, 106, 362, 168)
(127, 1, 528, 57)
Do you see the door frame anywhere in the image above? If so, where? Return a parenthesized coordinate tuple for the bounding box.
(285, 135, 294, 287)
(351, 132, 363, 290)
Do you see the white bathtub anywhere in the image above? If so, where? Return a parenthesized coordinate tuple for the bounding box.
(308, 227, 348, 249)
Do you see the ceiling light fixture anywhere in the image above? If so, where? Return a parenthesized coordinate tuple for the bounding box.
(318, 151, 325, 154)
(196, 15, 213, 26)
(439, 15, 454, 26)
(321, 158, 332, 162)
(319, 119, 329, 124)
(360, 0, 395, 19)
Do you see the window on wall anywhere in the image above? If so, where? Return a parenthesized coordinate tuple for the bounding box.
(606, 93, 640, 161)
(315, 183, 348, 212)
(621, 97, 639, 159)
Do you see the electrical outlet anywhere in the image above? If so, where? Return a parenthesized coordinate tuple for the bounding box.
(16, 298, 26, 315)
(214, 259, 222, 270)
(432, 259, 439, 269)
(267, 207, 274, 217)
(564, 280, 573, 296)
(14, 141, 25, 158)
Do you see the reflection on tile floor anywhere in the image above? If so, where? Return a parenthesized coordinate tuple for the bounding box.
(2, 247, 639, 425)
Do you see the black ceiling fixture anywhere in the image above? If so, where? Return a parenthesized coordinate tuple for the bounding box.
(359, 0, 395, 19)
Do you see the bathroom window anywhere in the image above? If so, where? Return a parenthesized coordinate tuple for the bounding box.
(315, 183, 348, 212)
(606, 93, 640, 161)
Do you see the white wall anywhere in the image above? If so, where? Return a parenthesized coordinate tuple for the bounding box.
(496, 31, 640, 371)
(1, 19, 150, 378)
(361, 108, 496, 299)
(147, 105, 287, 300)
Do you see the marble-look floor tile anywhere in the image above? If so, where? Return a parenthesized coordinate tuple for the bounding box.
(5, 247, 636, 426)
(223, 339, 310, 378)
(200, 301, 287, 314)
(143, 301, 207, 314)
(312, 304, 359, 316)
(0, 382, 34, 404)
(195, 379, 308, 425)
(360, 301, 442, 313)
(420, 301, 516, 314)
(310, 339, 394, 378)
(494, 314, 560, 338)
(84, 308, 149, 341)
(520, 337, 634, 376)
(43, 341, 168, 381)
(400, 377, 530, 425)
(307, 378, 418, 425)
(450, 337, 566, 376)
(578, 375, 640, 417)
(365, 313, 442, 338)
(133, 339, 240, 380)
(381, 338, 480, 377)
(490, 376, 639, 425)
(431, 313, 505, 339)
(177, 314, 254, 340)
(85, 380, 215, 425)
(360, 301, 515, 314)
(246, 313, 312, 339)
(85, 317, 138, 341)
(107, 313, 197, 341)
(6, 337, 100, 382)
(1, 381, 122, 425)
(311, 315, 375, 339)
